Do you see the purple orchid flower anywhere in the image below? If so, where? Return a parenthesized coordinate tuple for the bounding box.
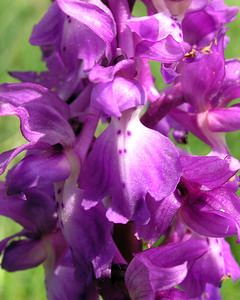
(134, 154, 240, 244)
(158, 0, 238, 83)
(1, 0, 240, 299)
(125, 236, 207, 299)
(11, 0, 117, 100)
(0, 182, 84, 300)
(171, 38, 240, 154)
(127, 11, 190, 63)
(80, 74, 181, 223)
(126, 228, 240, 300)
(177, 154, 240, 239)
(182, 0, 238, 47)
(143, 31, 240, 154)
(0, 81, 115, 290)
(0, 83, 75, 174)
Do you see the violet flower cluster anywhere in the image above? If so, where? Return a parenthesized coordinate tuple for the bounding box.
(1, 0, 240, 299)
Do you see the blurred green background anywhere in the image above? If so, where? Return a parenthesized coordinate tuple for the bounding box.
(0, 0, 239, 299)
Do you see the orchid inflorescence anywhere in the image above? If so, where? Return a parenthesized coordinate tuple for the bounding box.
(0, 0, 240, 299)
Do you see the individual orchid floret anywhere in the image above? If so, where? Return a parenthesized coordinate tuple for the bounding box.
(10, 52, 83, 102)
(125, 236, 208, 300)
(126, 221, 240, 300)
(88, 51, 159, 103)
(0, 83, 75, 174)
(135, 193, 180, 245)
(59, 189, 117, 285)
(128, 0, 238, 65)
(45, 253, 88, 300)
(0, 161, 88, 300)
(81, 76, 181, 223)
(172, 48, 240, 154)
(53, 0, 116, 70)
(143, 32, 240, 154)
(182, 0, 238, 47)
(127, 12, 190, 63)
(181, 237, 240, 298)
(5, 148, 71, 194)
(154, 0, 238, 83)
(0, 183, 83, 300)
(11, 0, 117, 100)
(0, 184, 57, 246)
(135, 154, 240, 244)
(177, 155, 240, 239)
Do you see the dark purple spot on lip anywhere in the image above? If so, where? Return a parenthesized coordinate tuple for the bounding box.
(117, 130, 121, 135)
(60, 220, 64, 228)
(171, 23, 176, 28)
(63, 46, 66, 52)
(179, 32, 182, 38)
(127, 130, 131, 136)
(61, 203, 64, 209)
(124, 149, 127, 153)
(122, 182, 126, 188)
(118, 149, 122, 154)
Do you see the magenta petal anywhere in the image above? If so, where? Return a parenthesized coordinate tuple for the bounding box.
(180, 187, 240, 238)
(61, 18, 105, 71)
(208, 107, 240, 132)
(46, 254, 84, 300)
(218, 59, 240, 105)
(81, 111, 181, 222)
(6, 151, 71, 192)
(61, 191, 116, 281)
(224, 59, 240, 82)
(56, 0, 116, 46)
(125, 238, 207, 300)
(89, 59, 136, 83)
(181, 238, 240, 298)
(136, 194, 180, 244)
(0, 187, 39, 231)
(0, 143, 32, 175)
(2, 239, 47, 271)
(181, 155, 238, 190)
(222, 238, 240, 281)
(0, 184, 56, 233)
(30, 2, 63, 45)
(181, 205, 237, 237)
(155, 288, 189, 300)
(182, 10, 217, 46)
(180, 52, 225, 111)
(170, 109, 211, 146)
(0, 83, 74, 147)
(91, 77, 146, 117)
(135, 36, 190, 63)
(128, 13, 190, 62)
(0, 232, 25, 255)
(206, 0, 238, 25)
(126, 259, 187, 300)
(128, 13, 183, 43)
